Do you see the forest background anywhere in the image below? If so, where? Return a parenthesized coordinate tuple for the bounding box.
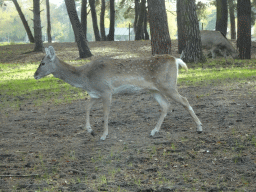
(0, 0, 248, 43)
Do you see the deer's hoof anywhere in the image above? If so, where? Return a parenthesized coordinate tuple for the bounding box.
(150, 129, 159, 136)
(196, 124, 203, 133)
(197, 124, 203, 133)
(91, 131, 95, 136)
(100, 134, 108, 141)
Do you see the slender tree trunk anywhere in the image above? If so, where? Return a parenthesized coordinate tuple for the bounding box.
(144, 8, 149, 40)
(135, 0, 146, 40)
(89, 0, 101, 41)
(134, 0, 139, 34)
(65, 0, 92, 58)
(12, 0, 34, 43)
(100, 0, 106, 41)
(148, 0, 171, 55)
(46, 0, 52, 43)
(107, 0, 115, 41)
(33, 0, 43, 52)
(216, 0, 228, 36)
(237, 0, 251, 59)
(180, 0, 206, 63)
(81, 0, 87, 40)
(228, 0, 236, 39)
(177, 0, 186, 54)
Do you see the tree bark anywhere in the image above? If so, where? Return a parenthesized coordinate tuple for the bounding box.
(81, 0, 87, 40)
(177, 0, 186, 54)
(216, 0, 228, 36)
(144, 8, 149, 40)
(65, 0, 92, 58)
(100, 0, 106, 41)
(237, 0, 251, 59)
(228, 0, 236, 39)
(148, 0, 171, 55)
(135, 0, 146, 40)
(33, 0, 43, 52)
(46, 0, 52, 43)
(89, 0, 101, 41)
(180, 0, 206, 63)
(12, 0, 34, 43)
(134, 0, 139, 35)
(107, 0, 115, 41)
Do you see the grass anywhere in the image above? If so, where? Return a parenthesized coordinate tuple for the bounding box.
(0, 62, 88, 110)
(1, 60, 256, 111)
(178, 66, 256, 86)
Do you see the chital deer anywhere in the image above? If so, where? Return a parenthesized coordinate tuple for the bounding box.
(34, 46, 202, 140)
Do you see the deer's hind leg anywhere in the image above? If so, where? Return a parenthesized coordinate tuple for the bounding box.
(163, 88, 202, 133)
(151, 93, 169, 136)
(85, 97, 100, 135)
(100, 93, 112, 140)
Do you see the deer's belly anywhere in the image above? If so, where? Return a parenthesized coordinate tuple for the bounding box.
(112, 77, 158, 94)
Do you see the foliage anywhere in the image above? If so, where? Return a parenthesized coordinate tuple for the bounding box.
(0, 1, 33, 41)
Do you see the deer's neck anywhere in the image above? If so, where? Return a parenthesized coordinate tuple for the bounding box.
(52, 58, 84, 88)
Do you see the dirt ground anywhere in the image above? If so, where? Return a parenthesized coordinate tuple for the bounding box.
(1, 40, 256, 191)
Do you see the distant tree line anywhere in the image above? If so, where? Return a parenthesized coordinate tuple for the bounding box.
(3, 0, 253, 59)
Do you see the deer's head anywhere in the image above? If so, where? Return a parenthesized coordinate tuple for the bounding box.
(34, 46, 57, 80)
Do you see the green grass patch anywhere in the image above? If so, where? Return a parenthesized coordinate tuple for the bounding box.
(0, 63, 88, 110)
(0, 42, 27, 46)
(178, 66, 256, 86)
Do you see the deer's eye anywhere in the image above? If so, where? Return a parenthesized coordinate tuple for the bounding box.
(41, 62, 45, 66)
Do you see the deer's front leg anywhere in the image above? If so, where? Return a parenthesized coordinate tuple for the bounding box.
(101, 93, 112, 140)
(85, 97, 99, 135)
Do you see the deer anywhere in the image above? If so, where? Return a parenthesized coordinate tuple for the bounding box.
(201, 30, 238, 59)
(34, 46, 202, 140)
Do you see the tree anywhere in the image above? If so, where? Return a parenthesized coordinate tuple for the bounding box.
(89, 0, 101, 41)
(107, 0, 115, 41)
(33, 0, 43, 52)
(180, 0, 206, 63)
(237, 0, 251, 59)
(100, 0, 106, 41)
(134, 0, 139, 34)
(177, 0, 186, 54)
(215, 0, 228, 36)
(135, 0, 145, 40)
(65, 0, 92, 58)
(46, 0, 52, 43)
(148, 0, 171, 55)
(12, 0, 34, 43)
(228, 0, 236, 39)
(143, 5, 149, 40)
(81, 0, 87, 40)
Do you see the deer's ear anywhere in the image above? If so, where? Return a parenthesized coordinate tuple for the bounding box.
(46, 46, 56, 61)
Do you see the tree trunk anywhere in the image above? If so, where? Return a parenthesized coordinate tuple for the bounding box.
(216, 0, 228, 36)
(135, 0, 146, 40)
(134, 0, 139, 35)
(12, 0, 34, 43)
(89, 0, 101, 41)
(107, 0, 115, 41)
(65, 0, 92, 58)
(46, 0, 52, 43)
(228, 0, 236, 39)
(144, 8, 149, 40)
(237, 0, 251, 59)
(81, 0, 87, 40)
(100, 0, 106, 41)
(177, 0, 186, 54)
(180, 0, 206, 63)
(148, 0, 171, 55)
(33, 0, 43, 52)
